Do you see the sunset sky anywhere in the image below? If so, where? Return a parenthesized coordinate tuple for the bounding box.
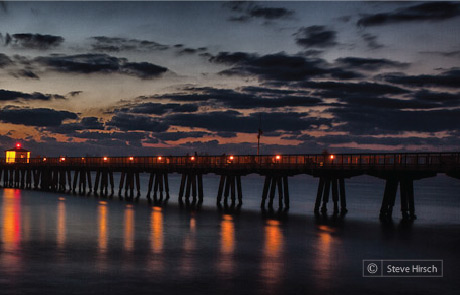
(0, 1, 459, 156)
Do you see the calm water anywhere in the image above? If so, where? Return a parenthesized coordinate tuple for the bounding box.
(1, 174, 460, 294)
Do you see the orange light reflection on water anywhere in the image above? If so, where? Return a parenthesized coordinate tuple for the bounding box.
(56, 199, 66, 249)
(313, 225, 337, 291)
(261, 219, 284, 294)
(1, 189, 22, 273)
(124, 205, 135, 252)
(148, 206, 164, 272)
(218, 214, 235, 276)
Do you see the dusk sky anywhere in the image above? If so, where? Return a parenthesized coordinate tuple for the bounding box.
(0, 1, 459, 156)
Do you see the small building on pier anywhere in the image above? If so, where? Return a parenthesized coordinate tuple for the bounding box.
(5, 143, 30, 163)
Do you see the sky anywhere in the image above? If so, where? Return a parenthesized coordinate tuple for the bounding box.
(0, 1, 459, 157)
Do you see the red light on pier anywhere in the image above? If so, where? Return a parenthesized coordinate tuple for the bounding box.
(129, 157, 134, 161)
(16, 143, 21, 148)
(103, 157, 108, 161)
(43, 157, 47, 161)
(158, 156, 162, 161)
(275, 155, 281, 160)
(229, 155, 234, 161)
(191, 156, 195, 161)
(60, 157, 66, 162)
(330, 155, 335, 160)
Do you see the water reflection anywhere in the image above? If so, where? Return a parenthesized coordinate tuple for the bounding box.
(218, 214, 235, 276)
(148, 206, 164, 272)
(57, 198, 66, 249)
(260, 219, 284, 294)
(1, 189, 22, 274)
(313, 225, 336, 291)
(98, 201, 108, 253)
(180, 215, 196, 277)
(124, 204, 135, 252)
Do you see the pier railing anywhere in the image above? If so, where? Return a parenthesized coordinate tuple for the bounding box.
(1, 152, 459, 171)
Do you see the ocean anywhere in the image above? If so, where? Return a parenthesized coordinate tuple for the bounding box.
(0, 173, 459, 294)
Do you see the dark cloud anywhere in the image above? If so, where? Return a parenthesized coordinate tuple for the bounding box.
(107, 113, 169, 132)
(11, 69, 39, 79)
(294, 26, 337, 48)
(210, 52, 362, 82)
(116, 102, 198, 115)
(382, 68, 460, 88)
(153, 86, 322, 109)
(420, 50, 460, 58)
(0, 53, 12, 67)
(357, 2, 460, 27)
(335, 57, 409, 71)
(299, 81, 409, 97)
(4, 33, 64, 50)
(47, 116, 104, 134)
(90, 36, 169, 52)
(73, 131, 146, 147)
(153, 131, 210, 141)
(68, 91, 82, 97)
(0, 89, 64, 101)
(330, 106, 460, 134)
(35, 53, 168, 79)
(164, 110, 330, 133)
(0, 106, 77, 126)
(225, 2, 294, 22)
(413, 90, 460, 106)
(302, 134, 460, 147)
(361, 33, 384, 50)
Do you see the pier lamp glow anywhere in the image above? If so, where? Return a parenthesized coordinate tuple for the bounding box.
(330, 155, 335, 160)
(43, 157, 47, 162)
(158, 156, 162, 161)
(191, 156, 195, 161)
(103, 157, 108, 161)
(60, 157, 66, 162)
(229, 155, 234, 160)
(129, 156, 134, 161)
(275, 155, 281, 160)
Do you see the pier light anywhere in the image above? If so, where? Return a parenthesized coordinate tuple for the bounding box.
(158, 156, 162, 161)
(43, 157, 47, 161)
(229, 155, 234, 160)
(5, 143, 30, 163)
(60, 157, 66, 162)
(81, 157, 85, 160)
(129, 156, 134, 161)
(330, 155, 335, 160)
(103, 157, 108, 161)
(191, 156, 195, 161)
(275, 155, 281, 160)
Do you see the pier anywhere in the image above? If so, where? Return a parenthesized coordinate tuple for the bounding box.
(1, 152, 459, 219)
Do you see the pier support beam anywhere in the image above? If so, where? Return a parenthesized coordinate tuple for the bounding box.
(260, 175, 289, 211)
(178, 173, 204, 207)
(379, 177, 416, 221)
(217, 174, 243, 208)
(314, 177, 347, 215)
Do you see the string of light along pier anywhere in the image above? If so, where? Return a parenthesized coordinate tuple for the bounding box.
(1, 143, 459, 220)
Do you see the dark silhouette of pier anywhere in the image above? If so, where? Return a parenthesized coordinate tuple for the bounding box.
(1, 152, 459, 220)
